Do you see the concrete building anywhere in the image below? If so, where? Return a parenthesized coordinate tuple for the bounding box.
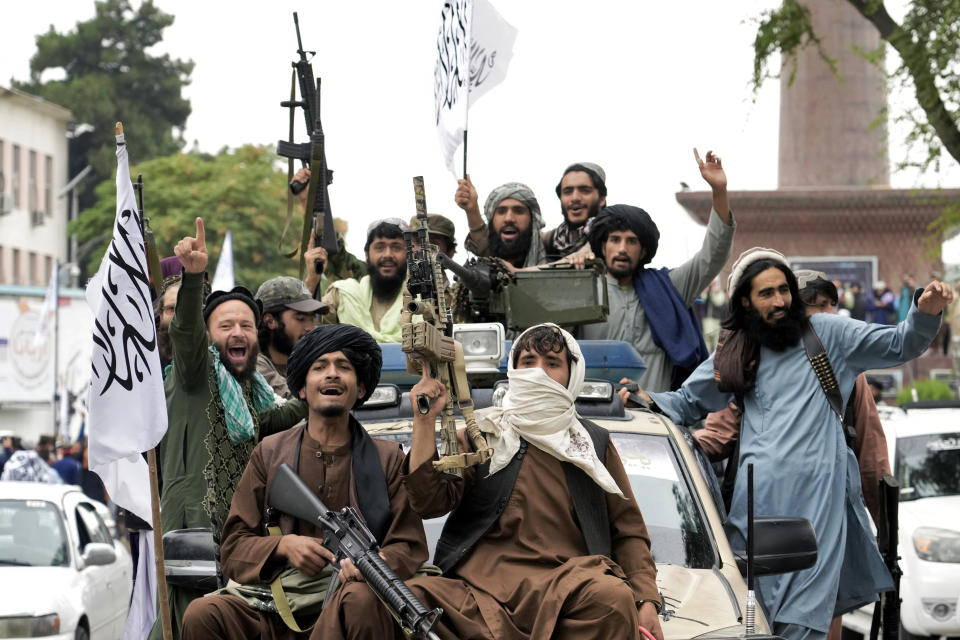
(676, 0, 958, 389)
(0, 86, 73, 287)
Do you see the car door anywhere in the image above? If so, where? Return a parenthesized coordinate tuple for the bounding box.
(78, 500, 129, 638)
(68, 497, 114, 638)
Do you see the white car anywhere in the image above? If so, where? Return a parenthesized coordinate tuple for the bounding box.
(0, 482, 132, 639)
(843, 401, 960, 640)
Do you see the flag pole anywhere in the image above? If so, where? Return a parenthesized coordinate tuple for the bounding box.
(52, 259, 60, 442)
(119, 121, 173, 640)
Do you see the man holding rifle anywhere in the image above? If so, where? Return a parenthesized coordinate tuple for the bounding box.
(181, 324, 429, 638)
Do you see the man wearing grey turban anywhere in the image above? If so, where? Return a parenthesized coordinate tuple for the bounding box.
(454, 176, 547, 268)
(182, 324, 429, 639)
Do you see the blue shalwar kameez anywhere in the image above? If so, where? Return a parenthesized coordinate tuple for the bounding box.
(650, 302, 941, 640)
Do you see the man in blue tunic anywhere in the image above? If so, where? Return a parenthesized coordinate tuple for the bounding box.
(631, 247, 953, 640)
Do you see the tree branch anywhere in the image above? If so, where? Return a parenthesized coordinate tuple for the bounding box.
(846, 0, 960, 167)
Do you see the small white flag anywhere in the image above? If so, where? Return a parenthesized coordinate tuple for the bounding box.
(210, 230, 235, 292)
(434, 0, 517, 174)
(33, 264, 58, 348)
(85, 131, 167, 526)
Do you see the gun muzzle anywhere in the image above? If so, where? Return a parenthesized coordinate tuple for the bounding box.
(438, 254, 493, 296)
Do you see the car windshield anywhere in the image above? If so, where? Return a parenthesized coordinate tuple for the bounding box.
(895, 431, 960, 501)
(0, 499, 69, 567)
(371, 429, 716, 569)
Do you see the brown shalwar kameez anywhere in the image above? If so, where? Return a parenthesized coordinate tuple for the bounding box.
(315, 430, 660, 640)
(181, 423, 428, 640)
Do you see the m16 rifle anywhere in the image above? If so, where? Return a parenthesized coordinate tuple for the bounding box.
(276, 12, 338, 284)
(870, 473, 901, 640)
(401, 177, 492, 477)
(267, 464, 442, 640)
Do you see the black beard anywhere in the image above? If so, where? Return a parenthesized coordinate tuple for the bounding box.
(269, 317, 295, 356)
(562, 199, 601, 226)
(744, 305, 805, 352)
(157, 323, 173, 367)
(488, 224, 533, 261)
(368, 260, 406, 301)
(214, 340, 260, 381)
(317, 405, 349, 418)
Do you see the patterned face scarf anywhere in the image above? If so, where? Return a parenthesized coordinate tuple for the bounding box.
(208, 344, 278, 444)
(475, 323, 623, 496)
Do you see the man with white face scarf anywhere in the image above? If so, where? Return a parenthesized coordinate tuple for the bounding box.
(323, 323, 663, 640)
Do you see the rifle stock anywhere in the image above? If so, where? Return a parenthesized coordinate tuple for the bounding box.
(870, 473, 901, 640)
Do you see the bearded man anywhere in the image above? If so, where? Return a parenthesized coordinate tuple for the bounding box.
(580, 149, 734, 392)
(319, 323, 663, 640)
(632, 248, 953, 640)
(454, 179, 547, 268)
(151, 217, 308, 640)
(321, 218, 408, 342)
(543, 162, 608, 259)
(181, 324, 429, 639)
(255, 276, 326, 399)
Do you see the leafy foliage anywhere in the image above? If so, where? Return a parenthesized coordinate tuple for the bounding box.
(13, 0, 193, 207)
(72, 145, 304, 289)
(896, 378, 956, 404)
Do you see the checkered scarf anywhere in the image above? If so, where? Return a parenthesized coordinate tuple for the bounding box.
(208, 345, 277, 444)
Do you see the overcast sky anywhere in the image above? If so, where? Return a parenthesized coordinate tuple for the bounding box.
(3, 0, 958, 266)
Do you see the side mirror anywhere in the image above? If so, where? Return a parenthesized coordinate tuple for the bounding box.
(82, 542, 117, 567)
(731, 517, 818, 576)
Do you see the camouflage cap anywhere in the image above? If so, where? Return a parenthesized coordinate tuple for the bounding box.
(408, 213, 457, 243)
(255, 276, 326, 314)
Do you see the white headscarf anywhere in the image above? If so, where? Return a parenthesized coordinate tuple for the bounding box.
(475, 323, 624, 496)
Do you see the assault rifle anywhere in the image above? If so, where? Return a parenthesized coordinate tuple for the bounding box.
(401, 177, 492, 477)
(268, 464, 442, 639)
(276, 11, 338, 283)
(870, 473, 901, 640)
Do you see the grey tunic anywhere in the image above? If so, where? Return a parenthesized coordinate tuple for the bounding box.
(580, 208, 735, 392)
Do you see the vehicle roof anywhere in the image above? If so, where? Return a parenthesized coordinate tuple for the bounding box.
(0, 481, 87, 502)
(884, 406, 960, 438)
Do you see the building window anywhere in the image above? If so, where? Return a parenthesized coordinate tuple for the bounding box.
(0, 246, 5, 285)
(12, 248, 21, 285)
(0, 139, 5, 201)
(29, 251, 37, 286)
(12, 144, 20, 208)
(28, 150, 37, 214)
(44, 155, 53, 217)
(44, 255, 52, 285)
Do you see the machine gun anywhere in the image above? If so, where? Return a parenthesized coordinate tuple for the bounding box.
(441, 254, 610, 331)
(401, 177, 492, 477)
(276, 12, 338, 283)
(268, 464, 442, 640)
(870, 473, 901, 640)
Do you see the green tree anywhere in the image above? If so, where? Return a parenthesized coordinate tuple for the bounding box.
(751, 0, 960, 233)
(73, 145, 304, 288)
(14, 0, 193, 207)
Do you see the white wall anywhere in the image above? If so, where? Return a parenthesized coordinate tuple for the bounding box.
(0, 89, 71, 287)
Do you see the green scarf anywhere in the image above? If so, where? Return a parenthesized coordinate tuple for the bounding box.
(208, 344, 277, 444)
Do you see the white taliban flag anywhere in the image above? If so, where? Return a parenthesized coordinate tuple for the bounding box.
(210, 230, 235, 292)
(85, 128, 167, 526)
(434, 0, 517, 173)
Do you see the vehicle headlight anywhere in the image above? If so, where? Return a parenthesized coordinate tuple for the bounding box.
(364, 384, 400, 408)
(922, 599, 958, 622)
(913, 527, 960, 563)
(0, 613, 61, 637)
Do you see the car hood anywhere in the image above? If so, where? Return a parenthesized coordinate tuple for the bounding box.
(658, 564, 750, 638)
(0, 567, 77, 617)
(900, 495, 960, 536)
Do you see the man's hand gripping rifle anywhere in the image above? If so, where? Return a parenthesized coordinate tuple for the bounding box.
(268, 464, 441, 639)
(276, 11, 338, 285)
(402, 176, 492, 477)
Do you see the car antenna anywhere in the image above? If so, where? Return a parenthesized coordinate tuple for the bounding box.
(745, 463, 757, 635)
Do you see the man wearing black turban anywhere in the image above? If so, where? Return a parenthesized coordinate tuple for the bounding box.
(182, 324, 429, 640)
(581, 149, 736, 392)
